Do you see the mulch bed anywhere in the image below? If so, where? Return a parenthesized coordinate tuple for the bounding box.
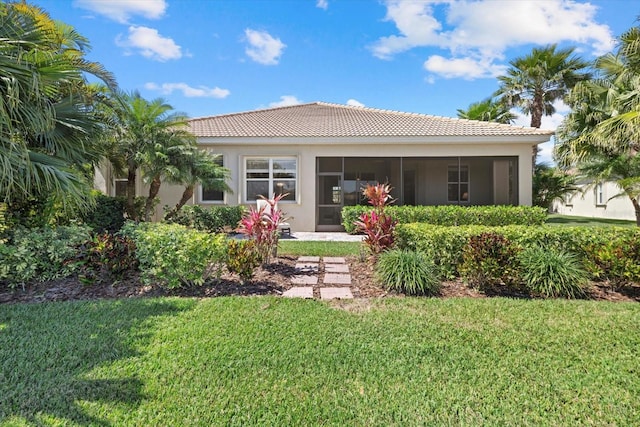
(1, 255, 638, 304)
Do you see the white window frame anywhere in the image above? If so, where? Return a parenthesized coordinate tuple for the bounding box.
(244, 156, 298, 203)
(595, 182, 606, 206)
(112, 172, 128, 197)
(199, 154, 225, 204)
(447, 164, 470, 204)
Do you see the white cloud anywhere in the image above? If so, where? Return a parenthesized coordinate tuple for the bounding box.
(74, 0, 166, 23)
(116, 26, 182, 61)
(269, 95, 302, 108)
(371, 0, 615, 79)
(316, 0, 328, 10)
(346, 99, 365, 107)
(145, 82, 230, 98)
(244, 29, 286, 65)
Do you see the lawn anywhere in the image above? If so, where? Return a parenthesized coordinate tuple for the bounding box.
(1, 297, 638, 425)
(546, 214, 636, 227)
(278, 240, 361, 256)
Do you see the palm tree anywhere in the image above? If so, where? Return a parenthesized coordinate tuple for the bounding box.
(496, 44, 591, 128)
(532, 163, 578, 212)
(0, 1, 115, 214)
(456, 98, 516, 124)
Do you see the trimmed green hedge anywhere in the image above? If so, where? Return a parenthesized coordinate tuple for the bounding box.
(121, 222, 227, 288)
(164, 205, 245, 233)
(396, 223, 640, 282)
(342, 205, 547, 233)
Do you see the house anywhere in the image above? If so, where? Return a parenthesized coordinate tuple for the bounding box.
(553, 181, 637, 221)
(105, 102, 554, 231)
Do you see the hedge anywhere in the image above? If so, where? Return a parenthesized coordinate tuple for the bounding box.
(164, 205, 245, 233)
(396, 223, 640, 283)
(342, 205, 547, 233)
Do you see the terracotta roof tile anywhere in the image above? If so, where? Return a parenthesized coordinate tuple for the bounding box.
(188, 102, 554, 138)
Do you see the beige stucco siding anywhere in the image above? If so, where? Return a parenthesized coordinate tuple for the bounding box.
(554, 181, 636, 221)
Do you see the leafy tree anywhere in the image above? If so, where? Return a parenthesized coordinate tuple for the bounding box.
(0, 1, 115, 217)
(456, 98, 516, 124)
(532, 164, 577, 212)
(556, 26, 640, 225)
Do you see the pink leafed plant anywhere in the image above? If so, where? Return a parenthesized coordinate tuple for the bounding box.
(236, 193, 288, 265)
(354, 183, 397, 254)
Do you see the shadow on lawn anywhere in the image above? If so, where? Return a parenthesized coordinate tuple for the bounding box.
(0, 298, 193, 425)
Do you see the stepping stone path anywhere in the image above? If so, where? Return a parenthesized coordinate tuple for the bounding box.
(283, 256, 354, 300)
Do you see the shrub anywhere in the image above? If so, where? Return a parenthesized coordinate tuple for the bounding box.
(122, 222, 226, 288)
(237, 194, 288, 265)
(81, 193, 126, 234)
(343, 205, 547, 233)
(354, 183, 397, 254)
(519, 247, 589, 298)
(72, 233, 138, 285)
(0, 225, 92, 287)
(225, 239, 262, 283)
(375, 250, 440, 295)
(460, 232, 521, 290)
(164, 205, 245, 233)
(583, 237, 640, 288)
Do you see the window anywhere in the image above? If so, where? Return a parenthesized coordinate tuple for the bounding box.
(595, 182, 605, 206)
(113, 172, 127, 197)
(200, 155, 225, 203)
(246, 157, 297, 202)
(448, 164, 469, 203)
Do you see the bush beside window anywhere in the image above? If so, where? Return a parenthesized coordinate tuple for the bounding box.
(164, 205, 245, 233)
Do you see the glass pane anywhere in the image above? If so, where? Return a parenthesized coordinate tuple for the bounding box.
(115, 180, 127, 197)
(273, 159, 296, 171)
(318, 157, 342, 173)
(448, 168, 458, 183)
(202, 186, 223, 201)
(247, 159, 268, 170)
(460, 167, 469, 182)
(247, 172, 269, 179)
(448, 183, 458, 202)
(273, 171, 296, 179)
(247, 181, 270, 200)
(318, 175, 342, 205)
(273, 180, 296, 198)
(460, 184, 469, 201)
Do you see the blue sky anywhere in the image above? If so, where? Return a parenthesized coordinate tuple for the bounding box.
(34, 0, 637, 163)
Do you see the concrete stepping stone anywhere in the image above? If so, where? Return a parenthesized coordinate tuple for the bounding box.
(325, 263, 349, 273)
(320, 287, 353, 300)
(298, 256, 320, 263)
(323, 273, 352, 285)
(295, 263, 319, 273)
(323, 257, 346, 264)
(283, 287, 314, 299)
(291, 275, 318, 285)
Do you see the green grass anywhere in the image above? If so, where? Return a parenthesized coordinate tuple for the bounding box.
(546, 214, 636, 227)
(278, 240, 361, 256)
(1, 297, 639, 425)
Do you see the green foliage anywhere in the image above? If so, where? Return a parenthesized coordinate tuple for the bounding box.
(225, 239, 262, 283)
(519, 246, 589, 298)
(122, 222, 226, 288)
(460, 233, 521, 290)
(343, 205, 547, 233)
(71, 233, 138, 285)
(375, 250, 440, 295)
(583, 237, 640, 288)
(533, 164, 577, 211)
(0, 225, 91, 287)
(80, 193, 126, 233)
(164, 204, 245, 233)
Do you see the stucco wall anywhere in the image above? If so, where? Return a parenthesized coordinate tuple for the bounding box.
(554, 181, 636, 221)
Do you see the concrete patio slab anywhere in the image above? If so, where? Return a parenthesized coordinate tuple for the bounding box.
(325, 264, 350, 273)
(298, 256, 320, 263)
(291, 275, 318, 285)
(323, 273, 352, 285)
(323, 257, 346, 264)
(295, 263, 319, 273)
(283, 287, 314, 298)
(320, 287, 353, 300)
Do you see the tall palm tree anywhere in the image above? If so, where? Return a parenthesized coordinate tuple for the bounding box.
(456, 98, 516, 124)
(496, 44, 591, 128)
(0, 1, 115, 213)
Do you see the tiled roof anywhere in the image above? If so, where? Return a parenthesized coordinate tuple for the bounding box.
(188, 102, 554, 138)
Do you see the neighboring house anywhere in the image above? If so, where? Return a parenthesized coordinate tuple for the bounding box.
(104, 102, 553, 231)
(553, 181, 636, 221)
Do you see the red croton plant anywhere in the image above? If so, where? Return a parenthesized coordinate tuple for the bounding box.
(354, 183, 398, 254)
(237, 193, 288, 265)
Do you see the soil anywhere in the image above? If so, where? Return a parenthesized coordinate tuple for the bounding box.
(1, 255, 638, 304)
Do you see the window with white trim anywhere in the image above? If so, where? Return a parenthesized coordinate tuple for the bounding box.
(245, 157, 297, 202)
(595, 182, 605, 206)
(200, 155, 225, 203)
(113, 172, 127, 197)
(447, 164, 469, 203)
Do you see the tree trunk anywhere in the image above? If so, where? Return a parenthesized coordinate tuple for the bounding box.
(144, 175, 162, 222)
(126, 165, 137, 220)
(165, 185, 194, 220)
(530, 90, 544, 171)
(631, 197, 640, 227)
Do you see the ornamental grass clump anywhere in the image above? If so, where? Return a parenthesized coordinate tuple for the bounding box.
(354, 183, 397, 254)
(375, 249, 441, 295)
(519, 246, 589, 298)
